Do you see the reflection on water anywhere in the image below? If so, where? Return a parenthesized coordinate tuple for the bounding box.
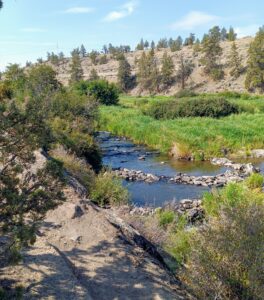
(97, 132, 264, 207)
(124, 181, 209, 207)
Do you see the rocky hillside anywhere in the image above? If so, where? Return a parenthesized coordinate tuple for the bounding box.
(53, 37, 252, 95)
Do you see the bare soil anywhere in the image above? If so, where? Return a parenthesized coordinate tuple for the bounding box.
(53, 37, 252, 94)
(1, 187, 192, 299)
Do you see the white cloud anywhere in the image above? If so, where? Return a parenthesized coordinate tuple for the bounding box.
(63, 7, 94, 14)
(103, 1, 137, 22)
(235, 24, 260, 38)
(171, 11, 219, 31)
(20, 27, 46, 33)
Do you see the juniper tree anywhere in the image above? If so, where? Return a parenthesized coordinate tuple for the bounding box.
(176, 54, 194, 90)
(228, 42, 243, 78)
(221, 27, 228, 40)
(27, 65, 61, 98)
(58, 51, 65, 61)
(69, 51, 83, 84)
(201, 26, 224, 80)
(150, 40, 155, 50)
(89, 50, 98, 65)
(89, 68, 99, 81)
(157, 38, 168, 49)
(117, 56, 133, 92)
(227, 27, 237, 41)
(144, 40, 149, 49)
(193, 39, 201, 53)
(136, 39, 144, 51)
(0, 98, 65, 260)
(161, 52, 175, 88)
(184, 33, 195, 46)
(176, 36, 183, 47)
(137, 50, 160, 94)
(245, 27, 264, 92)
(4, 64, 26, 92)
(80, 44, 87, 58)
(102, 45, 108, 54)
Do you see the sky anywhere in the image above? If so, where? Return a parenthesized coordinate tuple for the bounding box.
(0, 0, 263, 70)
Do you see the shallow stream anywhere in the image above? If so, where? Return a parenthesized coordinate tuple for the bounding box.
(97, 132, 264, 207)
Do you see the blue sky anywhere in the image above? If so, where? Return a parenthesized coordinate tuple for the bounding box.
(0, 0, 263, 70)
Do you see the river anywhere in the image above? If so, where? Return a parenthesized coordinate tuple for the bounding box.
(97, 132, 264, 207)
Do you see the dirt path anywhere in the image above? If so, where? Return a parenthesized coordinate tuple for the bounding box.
(1, 187, 192, 299)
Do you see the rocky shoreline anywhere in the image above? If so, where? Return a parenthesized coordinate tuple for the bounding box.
(118, 198, 204, 223)
(113, 157, 258, 187)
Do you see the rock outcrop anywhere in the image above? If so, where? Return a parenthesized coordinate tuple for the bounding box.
(52, 37, 252, 95)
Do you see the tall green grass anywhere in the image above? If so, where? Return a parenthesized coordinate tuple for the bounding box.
(99, 101, 264, 157)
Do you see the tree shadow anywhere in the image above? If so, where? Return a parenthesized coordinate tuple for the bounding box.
(11, 235, 186, 299)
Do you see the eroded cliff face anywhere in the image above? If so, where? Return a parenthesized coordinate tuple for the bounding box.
(52, 37, 252, 95)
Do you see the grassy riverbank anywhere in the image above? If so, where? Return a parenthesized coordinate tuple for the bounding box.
(99, 95, 264, 158)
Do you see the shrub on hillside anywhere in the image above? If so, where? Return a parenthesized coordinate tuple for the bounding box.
(181, 182, 264, 300)
(145, 97, 239, 119)
(90, 172, 129, 206)
(175, 89, 197, 98)
(72, 79, 120, 105)
(0, 81, 13, 100)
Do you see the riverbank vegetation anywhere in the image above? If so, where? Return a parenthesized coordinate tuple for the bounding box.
(127, 174, 264, 300)
(99, 93, 264, 158)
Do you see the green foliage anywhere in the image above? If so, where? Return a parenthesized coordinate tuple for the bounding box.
(69, 52, 83, 84)
(227, 26, 237, 41)
(175, 89, 197, 98)
(245, 173, 264, 189)
(0, 81, 13, 100)
(27, 65, 61, 98)
(245, 27, 264, 92)
(99, 95, 264, 158)
(136, 50, 160, 94)
(175, 54, 194, 89)
(0, 98, 65, 258)
(76, 79, 120, 105)
(182, 182, 264, 300)
(163, 215, 192, 267)
(4, 63, 26, 95)
(89, 68, 100, 81)
(117, 57, 134, 92)
(228, 42, 243, 78)
(89, 50, 99, 65)
(160, 52, 174, 88)
(201, 26, 224, 80)
(157, 210, 175, 227)
(90, 172, 129, 207)
(145, 97, 239, 119)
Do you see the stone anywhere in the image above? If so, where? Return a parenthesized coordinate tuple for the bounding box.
(72, 205, 84, 219)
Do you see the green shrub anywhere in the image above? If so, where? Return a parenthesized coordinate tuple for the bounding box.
(246, 173, 264, 189)
(175, 89, 197, 98)
(163, 215, 192, 268)
(203, 183, 250, 217)
(181, 184, 264, 300)
(0, 81, 13, 100)
(145, 97, 239, 119)
(157, 210, 175, 227)
(217, 90, 242, 99)
(72, 79, 120, 105)
(90, 172, 130, 206)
